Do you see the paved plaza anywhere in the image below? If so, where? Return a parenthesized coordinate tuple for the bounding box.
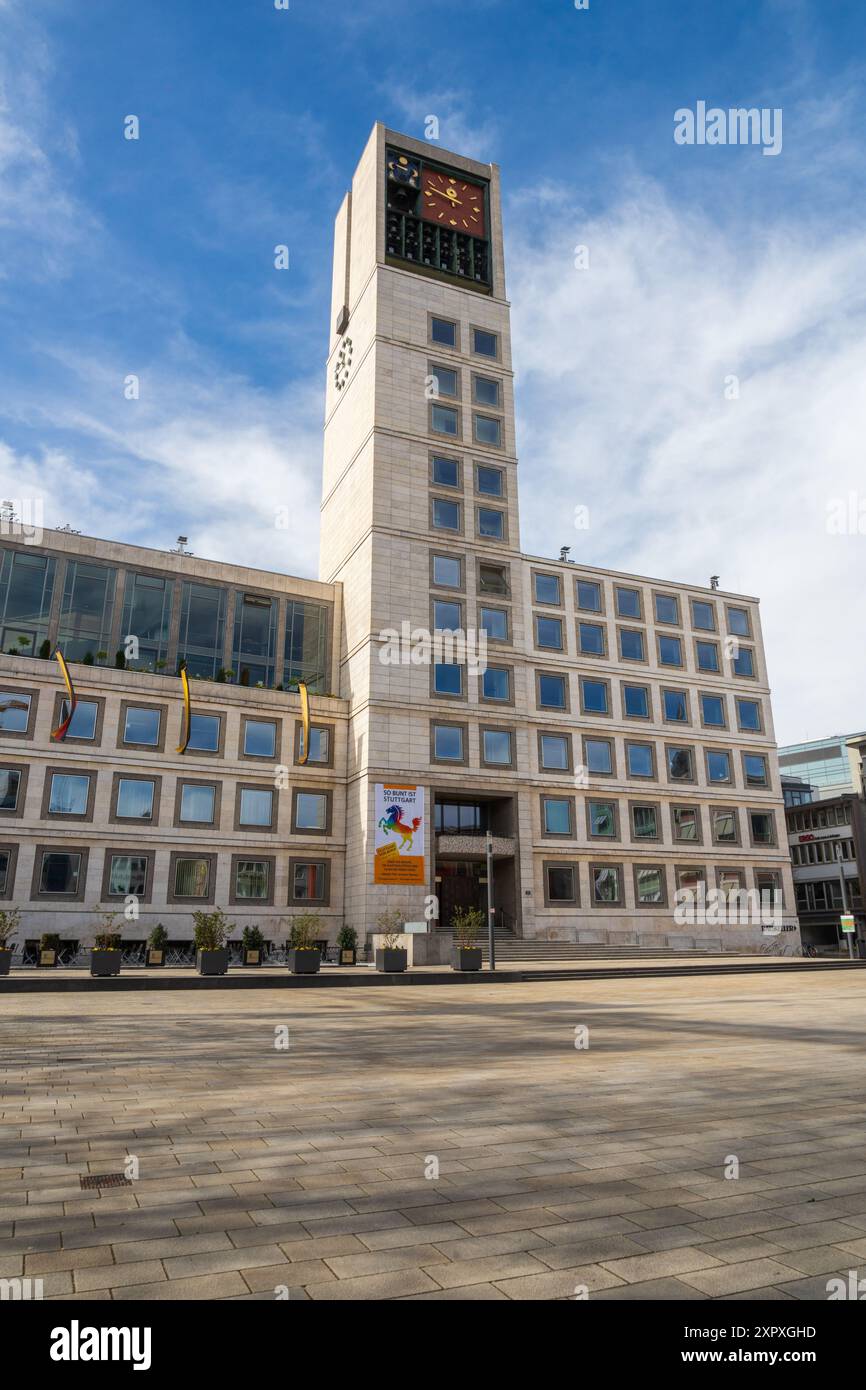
(2, 970, 866, 1300)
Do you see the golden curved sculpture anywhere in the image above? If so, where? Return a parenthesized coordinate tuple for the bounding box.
(298, 680, 311, 765)
(176, 663, 191, 754)
(50, 650, 77, 741)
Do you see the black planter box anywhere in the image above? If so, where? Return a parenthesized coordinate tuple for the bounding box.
(376, 948, 407, 973)
(339, 949, 356, 966)
(197, 948, 229, 976)
(0, 951, 11, 976)
(90, 949, 122, 978)
(243, 948, 262, 967)
(451, 947, 482, 972)
(146, 948, 165, 967)
(288, 948, 320, 975)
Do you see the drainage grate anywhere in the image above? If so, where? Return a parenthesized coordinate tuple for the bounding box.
(80, 1173, 131, 1190)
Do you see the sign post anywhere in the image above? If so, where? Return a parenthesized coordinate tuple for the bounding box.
(840, 913, 856, 960)
(486, 830, 495, 971)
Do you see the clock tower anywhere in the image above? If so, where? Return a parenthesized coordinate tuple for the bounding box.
(320, 124, 522, 935)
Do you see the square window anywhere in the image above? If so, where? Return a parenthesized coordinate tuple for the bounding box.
(180, 783, 216, 824)
(619, 628, 645, 661)
(654, 594, 679, 624)
(174, 858, 210, 898)
(576, 580, 601, 612)
(696, 640, 720, 672)
(543, 797, 572, 834)
(672, 807, 700, 841)
(62, 700, 98, 740)
(431, 317, 457, 347)
(39, 851, 82, 895)
(706, 750, 731, 784)
(299, 726, 330, 764)
(584, 737, 613, 774)
(750, 811, 775, 844)
(535, 615, 562, 650)
(581, 678, 609, 715)
(295, 792, 328, 831)
(483, 729, 512, 765)
(433, 599, 461, 631)
(116, 778, 154, 820)
(727, 606, 751, 636)
(538, 673, 566, 709)
(482, 666, 510, 701)
(632, 804, 658, 839)
(431, 403, 459, 436)
(733, 647, 755, 677)
(476, 464, 503, 496)
(667, 746, 694, 781)
(474, 414, 502, 447)
(432, 496, 461, 530)
(663, 689, 688, 722)
(235, 860, 270, 900)
(534, 573, 561, 605)
(108, 854, 147, 897)
(0, 691, 31, 733)
(480, 606, 508, 641)
(636, 867, 664, 904)
(589, 801, 616, 837)
(540, 733, 570, 770)
(474, 375, 500, 406)
(433, 724, 464, 761)
(239, 787, 274, 827)
(546, 864, 576, 903)
(623, 684, 649, 718)
(124, 706, 160, 745)
(434, 663, 463, 696)
(658, 635, 683, 667)
(477, 506, 504, 539)
(431, 365, 458, 397)
(592, 865, 621, 904)
(48, 773, 90, 816)
(626, 743, 654, 778)
(701, 694, 726, 727)
(692, 600, 716, 630)
(188, 713, 220, 752)
(472, 327, 498, 357)
(244, 720, 277, 757)
(579, 622, 605, 656)
(293, 861, 325, 900)
(615, 586, 641, 619)
(712, 809, 737, 843)
(744, 753, 768, 787)
(432, 554, 462, 588)
(736, 698, 761, 732)
(0, 768, 20, 811)
(478, 563, 509, 595)
(676, 866, 706, 893)
(432, 455, 459, 488)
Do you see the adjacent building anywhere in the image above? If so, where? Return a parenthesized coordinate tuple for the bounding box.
(777, 733, 866, 801)
(0, 124, 799, 956)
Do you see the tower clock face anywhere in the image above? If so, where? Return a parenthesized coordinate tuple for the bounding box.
(421, 169, 486, 237)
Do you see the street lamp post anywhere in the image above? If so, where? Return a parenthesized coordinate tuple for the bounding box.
(834, 840, 855, 960)
(486, 829, 495, 971)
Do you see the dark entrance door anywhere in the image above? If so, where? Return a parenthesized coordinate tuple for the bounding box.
(438, 861, 484, 933)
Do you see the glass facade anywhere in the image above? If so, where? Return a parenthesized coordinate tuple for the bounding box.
(233, 592, 277, 688)
(178, 581, 226, 680)
(0, 548, 55, 657)
(57, 560, 116, 663)
(285, 600, 329, 692)
(120, 572, 173, 672)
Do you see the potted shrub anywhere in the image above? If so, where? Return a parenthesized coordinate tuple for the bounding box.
(193, 909, 231, 976)
(450, 906, 484, 972)
(39, 932, 61, 968)
(146, 923, 168, 967)
(337, 924, 357, 966)
(90, 925, 122, 978)
(375, 909, 407, 973)
(287, 913, 321, 974)
(242, 924, 265, 967)
(0, 908, 19, 975)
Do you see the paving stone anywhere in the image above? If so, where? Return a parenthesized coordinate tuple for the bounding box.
(679, 1259, 806, 1296)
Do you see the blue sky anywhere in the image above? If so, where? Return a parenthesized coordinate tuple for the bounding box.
(2, 0, 866, 743)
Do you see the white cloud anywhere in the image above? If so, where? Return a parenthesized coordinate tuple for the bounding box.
(508, 178, 866, 744)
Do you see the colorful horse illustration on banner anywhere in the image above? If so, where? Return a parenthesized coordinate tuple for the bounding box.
(378, 804, 422, 852)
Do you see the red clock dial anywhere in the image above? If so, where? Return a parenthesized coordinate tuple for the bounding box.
(421, 170, 486, 237)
